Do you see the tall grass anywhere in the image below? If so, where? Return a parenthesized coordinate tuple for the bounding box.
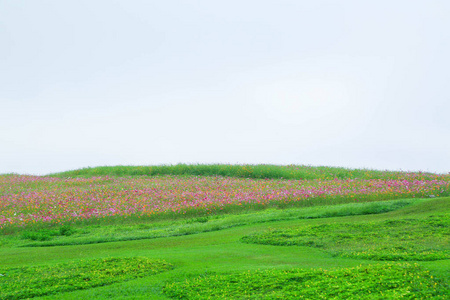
(49, 164, 447, 180)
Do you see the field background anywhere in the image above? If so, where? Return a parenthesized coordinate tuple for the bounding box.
(1, 164, 449, 299)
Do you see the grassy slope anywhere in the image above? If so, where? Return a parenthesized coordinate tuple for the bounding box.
(5, 199, 413, 248)
(2, 166, 448, 299)
(1, 197, 448, 299)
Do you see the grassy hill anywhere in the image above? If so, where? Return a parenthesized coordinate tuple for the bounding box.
(0, 165, 448, 299)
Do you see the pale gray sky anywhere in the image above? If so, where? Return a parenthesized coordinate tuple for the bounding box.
(1, 0, 449, 175)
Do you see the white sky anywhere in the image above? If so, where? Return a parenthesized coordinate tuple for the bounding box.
(1, 0, 449, 175)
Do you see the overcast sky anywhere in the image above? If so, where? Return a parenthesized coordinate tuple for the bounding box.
(1, 0, 449, 175)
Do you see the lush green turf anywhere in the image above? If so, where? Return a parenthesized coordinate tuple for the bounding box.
(242, 214, 449, 261)
(48, 164, 447, 180)
(0, 258, 172, 300)
(0, 197, 449, 299)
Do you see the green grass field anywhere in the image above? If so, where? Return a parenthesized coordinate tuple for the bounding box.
(1, 165, 449, 299)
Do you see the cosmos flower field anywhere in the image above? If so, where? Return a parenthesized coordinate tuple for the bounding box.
(1, 171, 449, 230)
(1, 166, 449, 299)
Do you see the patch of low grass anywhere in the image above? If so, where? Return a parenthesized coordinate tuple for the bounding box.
(0, 257, 173, 300)
(163, 263, 448, 299)
(20, 225, 76, 242)
(242, 213, 450, 261)
(6, 199, 415, 247)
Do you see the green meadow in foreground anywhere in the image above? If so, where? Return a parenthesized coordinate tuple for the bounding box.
(1, 165, 449, 299)
(1, 197, 448, 299)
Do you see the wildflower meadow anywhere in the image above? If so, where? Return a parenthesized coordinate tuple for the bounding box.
(1, 171, 448, 230)
(0, 165, 449, 299)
